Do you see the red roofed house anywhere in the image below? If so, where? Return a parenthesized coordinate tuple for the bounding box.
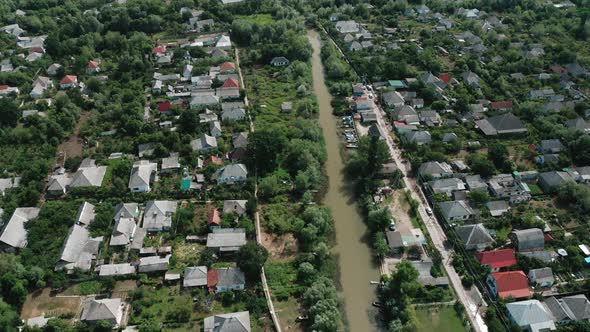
(475, 249, 516, 272)
(59, 75, 78, 89)
(86, 60, 100, 74)
(490, 101, 513, 111)
(158, 101, 172, 114)
(486, 271, 531, 300)
(219, 78, 240, 99)
(207, 208, 221, 228)
(153, 45, 166, 55)
(221, 78, 239, 89)
(219, 62, 236, 73)
(438, 73, 452, 84)
(207, 269, 218, 292)
(549, 64, 566, 74)
(0, 85, 19, 96)
(204, 156, 223, 167)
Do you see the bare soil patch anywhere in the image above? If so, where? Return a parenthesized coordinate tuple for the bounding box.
(112, 280, 138, 300)
(57, 111, 91, 159)
(21, 288, 82, 319)
(260, 231, 298, 261)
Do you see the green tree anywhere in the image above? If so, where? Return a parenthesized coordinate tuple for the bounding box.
(488, 143, 511, 172)
(468, 190, 491, 206)
(236, 242, 269, 279)
(0, 99, 19, 127)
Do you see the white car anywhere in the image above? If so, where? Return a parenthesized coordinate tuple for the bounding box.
(425, 207, 433, 216)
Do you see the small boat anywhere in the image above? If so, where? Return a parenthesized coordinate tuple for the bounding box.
(370, 280, 380, 285)
(372, 301, 383, 308)
(346, 144, 358, 149)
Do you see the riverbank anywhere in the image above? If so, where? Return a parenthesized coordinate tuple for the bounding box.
(308, 30, 381, 332)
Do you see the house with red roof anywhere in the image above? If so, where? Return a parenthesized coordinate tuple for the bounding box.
(204, 156, 223, 167)
(158, 101, 172, 114)
(59, 75, 78, 89)
(221, 78, 239, 89)
(153, 45, 166, 55)
(475, 249, 516, 272)
(0, 85, 19, 96)
(490, 101, 513, 111)
(86, 60, 100, 74)
(438, 73, 452, 84)
(207, 267, 245, 293)
(218, 78, 240, 99)
(486, 271, 531, 300)
(207, 208, 221, 229)
(219, 62, 236, 74)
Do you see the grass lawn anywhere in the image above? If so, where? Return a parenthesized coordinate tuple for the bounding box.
(415, 306, 468, 332)
(527, 183, 543, 195)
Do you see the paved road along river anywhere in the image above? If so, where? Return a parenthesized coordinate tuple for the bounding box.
(308, 30, 381, 332)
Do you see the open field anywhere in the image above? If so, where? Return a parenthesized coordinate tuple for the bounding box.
(415, 305, 468, 332)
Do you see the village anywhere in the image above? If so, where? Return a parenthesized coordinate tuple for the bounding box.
(1, 0, 590, 331)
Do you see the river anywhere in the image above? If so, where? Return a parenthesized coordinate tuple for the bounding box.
(308, 30, 381, 332)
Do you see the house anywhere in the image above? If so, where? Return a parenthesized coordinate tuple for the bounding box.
(203, 311, 251, 332)
(56, 203, 103, 272)
(506, 300, 556, 332)
(488, 174, 531, 203)
(386, 229, 426, 253)
(538, 171, 574, 193)
(99, 263, 136, 277)
(69, 159, 107, 189)
(528, 267, 555, 288)
(138, 254, 171, 272)
(47, 174, 72, 195)
(208, 208, 221, 228)
(455, 224, 494, 251)
(86, 60, 100, 73)
(486, 201, 510, 217)
(0, 207, 40, 250)
(539, 139, 564, 154)
(0, 85, 19, 96)
(221, 108, 246, 122)
(443, 133, 458, 144)
(544, 294, 590, 324)
(81, 298, 124, 326)
(270, 57, 289, 67)
(335, 20, 360, 34)
(461, 71, 481, 88)
(512, 229, 544, 252)
(490, 101, 513, 111)
(219, 62, 236, 73)
(207, 267, 246, 293)
(191, 134, 218, 151)
(183, 266, 208, 287)
(30, 76, 53, 99)
(204, 156, 224, 167)
(487, 271, 532, 299)
(0, 177, 20, 196)
(565, 117, 590, 133)
(206, 228, 246, 253)
(47, 63, 62, 76)
(143, 200, 177, 232)
(191, 94, 219, 108)
(223, 200, 248, 216)
(110, 216, 137, 246)
(406, 131, 431, 145)
(232, 132, 248, 148)
(438, 200, 474, 223)
(475, 113, 528, 136)
(59, 75, 78, 89)
(161, 154, 181, 174)
(215, 164, 248, 184)
(382, 90, 405, 108)
(427, 178, 465, 197)
(215, 35, 232, 48)
(210, 121, 222, 138)
(475, 249, 516, 272)
(395, 105, 420, 125)
(529, 89, 556, 100)
(419, 110, 441, 126)
(128, 160, 157, 192)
